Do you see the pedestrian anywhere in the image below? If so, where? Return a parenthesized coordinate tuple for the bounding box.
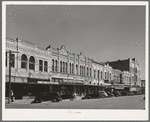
(11, 90, 14, 102)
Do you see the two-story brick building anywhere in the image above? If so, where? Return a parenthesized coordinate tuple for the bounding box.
(107, 58, 141, 91)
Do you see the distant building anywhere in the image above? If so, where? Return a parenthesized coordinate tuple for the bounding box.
(107, 58, 141, 91)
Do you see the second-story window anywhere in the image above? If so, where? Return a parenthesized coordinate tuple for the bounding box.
(60, 61, 62, 72)
(55, 60, 57, 72)
(70, 63, 71, 74)
(72, 64, 74, 74)
(52, 59, 54, 72)
(29, 56, 35, 70)
(21, 54, 27, 69)
(76, 65, 78, 75)
(90, 68, 91, 77)
(66, 62, 67, 73)
(94, 70, 96, 78)
(105, 72, 106, 79)
(6, 52, 8, 67)
(63, 62, 65, 73)
(110, 73, 111, 80)
(39, 60, 43, 72)
(107, 72, 109, 79)
(84, 67, 85, 76)
(44, 61, 48, 72)
(80, 65, 81, 75)
(101, 71, 103, 79)
(82, 66, 83, 76)
(87, 67, 89, 76)
(97, 70, 99, 79)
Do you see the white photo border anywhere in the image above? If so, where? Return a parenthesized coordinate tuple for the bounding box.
(2, 1, 149, 121)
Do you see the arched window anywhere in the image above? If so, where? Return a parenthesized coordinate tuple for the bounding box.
(94, 70, 96, 78)
(55, 60, 57, 72)
(70, 63, 71, 74)
(76, 65, 78, 75)
(29, 56, 35, 70)
(90, 68, 91, 77)
(97, 70, 99, 79)
(101, 71, 103, 79)
(83, 66, 84, 76)
(52, 59, 54, 72)
(66, 62, 68, 73)
(107, 72, 109, 79)
(80, 65, 81, 75)
(63, 62, 65, 73)
(87, 67, 89, 76)
(82, 66, 83, 76)
(60, 61, 62, 72)
(21, 54, 27, 69)
(72, 64, 74, 74)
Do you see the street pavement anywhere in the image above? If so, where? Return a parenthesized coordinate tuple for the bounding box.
(5, 95, 145, 109)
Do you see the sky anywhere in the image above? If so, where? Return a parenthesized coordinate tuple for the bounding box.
(6, 5, 146, 80)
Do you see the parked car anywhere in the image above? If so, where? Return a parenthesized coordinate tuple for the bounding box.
(141, 90, 145, 94)
(133, 91, 138, 95)
(130, 91, 135, 95)
(32, 91, 62, 103)
(61, 92, 75, 101)
(89, 93, 103, 99)
(139, 91, 143, 94)
(120, 90, 128, 96)
(98, 91, 109, 98)
(117, 91, 122, 96)
(112, 91, 121, 97)
(82, 95, 92, 99)
(105, 91, 114, 97)
(126, 91, 131, 96)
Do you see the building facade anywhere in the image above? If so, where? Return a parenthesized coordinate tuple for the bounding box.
(108, 58, 141, 91)
(5, 38, 142, 99)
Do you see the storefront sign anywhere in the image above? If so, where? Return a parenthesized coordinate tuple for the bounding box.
(75, 80, 83, 84)
(113, 84, 124, 89)
(37, 81, 50, 84)
(49, 82, 59, 84)
(60, 79, 75, 85)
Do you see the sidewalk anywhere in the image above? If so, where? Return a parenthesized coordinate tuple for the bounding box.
(5, 98, 34, 105)
(5, 95, 83, 105)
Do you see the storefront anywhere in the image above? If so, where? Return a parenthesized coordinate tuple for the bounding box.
(124, 85, 130, 91)
(53, 78, 84, 95)
(28, 78, 54, 96)
(103, 83, 112, 92)
(113, 84, 124, 91)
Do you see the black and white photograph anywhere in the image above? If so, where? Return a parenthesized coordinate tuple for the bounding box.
(2, 1, 149, 121)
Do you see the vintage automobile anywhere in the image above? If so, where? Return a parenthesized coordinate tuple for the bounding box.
(105, 91, 114, 97)
(32, 91, 62, 103)
(61, 92, 75, 101)
(98, 91, 109, 98)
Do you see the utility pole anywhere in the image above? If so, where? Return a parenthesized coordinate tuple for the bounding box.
(8, 50, 11, 104)
(16, 38, 18, 70)
(7, 49, 19, 104)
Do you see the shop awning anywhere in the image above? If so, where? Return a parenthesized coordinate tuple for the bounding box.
(113, 84, 124, 89)
(103, 83, 111, 86)
(37, 81, 59, 84)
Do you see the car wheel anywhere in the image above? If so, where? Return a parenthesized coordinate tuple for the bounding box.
(37, 99, 42, 103)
